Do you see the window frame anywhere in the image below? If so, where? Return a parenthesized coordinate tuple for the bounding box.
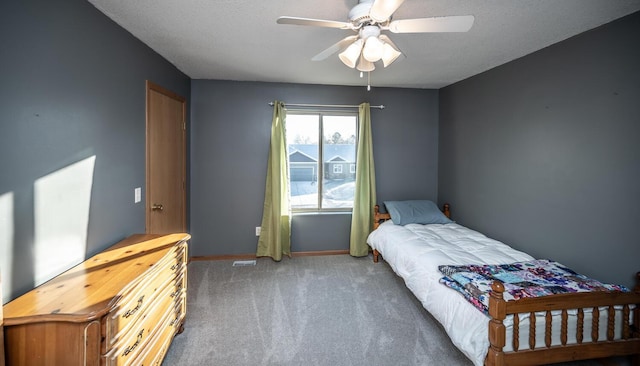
(286, 109, 359, 213)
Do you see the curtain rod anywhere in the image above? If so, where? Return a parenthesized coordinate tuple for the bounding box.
(268, 102, 385, 110)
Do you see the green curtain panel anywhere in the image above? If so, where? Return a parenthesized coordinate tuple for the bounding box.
(349, 102, 376, 257)
(256, 101, 291, 261)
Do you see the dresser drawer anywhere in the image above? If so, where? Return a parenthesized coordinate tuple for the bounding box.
(130, 298, 185, 366)
(102, 250, 184, 352)
(102, 277, 183, 366)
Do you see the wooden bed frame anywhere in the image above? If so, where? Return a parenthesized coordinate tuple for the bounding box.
(370, 203, 640, 366)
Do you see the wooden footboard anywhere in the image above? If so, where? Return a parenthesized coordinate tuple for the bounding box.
(486, 273, 640, 366)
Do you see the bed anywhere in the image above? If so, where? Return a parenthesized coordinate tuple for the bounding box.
(367, 201, 640, 366)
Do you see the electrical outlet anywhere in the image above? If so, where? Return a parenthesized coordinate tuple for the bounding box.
(255, 227, 261, 236)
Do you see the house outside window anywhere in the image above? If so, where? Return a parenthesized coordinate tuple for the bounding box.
(286, 111, 357, 212)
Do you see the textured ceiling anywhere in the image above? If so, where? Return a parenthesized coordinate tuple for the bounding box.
(87, 0, 640, 89)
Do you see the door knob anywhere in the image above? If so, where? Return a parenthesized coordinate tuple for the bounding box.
(151, 204, 164, 211)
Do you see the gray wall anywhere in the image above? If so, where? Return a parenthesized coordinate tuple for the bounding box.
(0, 0, 190, 302)
(190, 80, 438, 256)
(438, 12, 640, 289)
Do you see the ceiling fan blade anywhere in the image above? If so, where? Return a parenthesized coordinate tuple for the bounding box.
(369, 0, 406, 22)
(311, 35, 359, 61)
(388, 15, 475, 33)
(277, 16, 353, 30)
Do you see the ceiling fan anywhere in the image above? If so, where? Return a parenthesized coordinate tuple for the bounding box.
(277, 0, 475, 72)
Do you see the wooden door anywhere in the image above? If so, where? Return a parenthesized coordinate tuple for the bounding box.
(146, 81, 186, 234)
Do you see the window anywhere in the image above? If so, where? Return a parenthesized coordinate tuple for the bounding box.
(286, 111, 357, 212)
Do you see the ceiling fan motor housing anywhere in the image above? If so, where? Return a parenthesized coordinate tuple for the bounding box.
(360, 25, 381, 38)
(349, 0, 375, 24)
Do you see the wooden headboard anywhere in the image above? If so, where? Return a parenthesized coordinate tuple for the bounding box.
(372, 205, 391, 230)
(373, 203, 451, 230)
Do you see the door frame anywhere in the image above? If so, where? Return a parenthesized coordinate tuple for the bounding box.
(145, 80, 187, 233)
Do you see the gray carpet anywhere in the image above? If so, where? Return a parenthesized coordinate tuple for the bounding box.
(162, 255, 626, 366)
(162, 254, 471, 365)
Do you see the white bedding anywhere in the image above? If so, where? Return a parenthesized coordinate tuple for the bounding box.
(367, 221, 626, 366)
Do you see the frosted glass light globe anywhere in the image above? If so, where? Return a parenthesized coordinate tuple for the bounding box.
(362, 36, 384, 62)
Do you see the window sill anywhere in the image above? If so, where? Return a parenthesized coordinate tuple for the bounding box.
(292, 211, 352, 216)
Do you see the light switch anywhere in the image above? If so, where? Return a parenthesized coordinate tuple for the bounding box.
(134, 187, 142, 203)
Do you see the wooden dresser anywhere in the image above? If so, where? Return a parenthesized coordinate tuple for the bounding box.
(1, 275, 5, 366)
(2, 233, 189, 366)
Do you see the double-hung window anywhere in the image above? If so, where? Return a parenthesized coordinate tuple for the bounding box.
(286, 111, 358, 212)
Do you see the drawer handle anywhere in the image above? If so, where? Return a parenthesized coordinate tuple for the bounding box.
(171, 261, 184, 272)
(172, 256, 185, 270)
(123, 329, 144, 356)
(170, 283, 183, 298)
(170, 315, 180, 327)
(123, 295, 145, 318)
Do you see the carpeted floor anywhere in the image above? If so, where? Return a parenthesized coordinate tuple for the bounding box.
(162, 254, 473, 365)
(161, 255, 627, 366)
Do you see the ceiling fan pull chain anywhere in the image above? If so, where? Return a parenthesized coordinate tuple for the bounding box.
(367, 71, 371, 91)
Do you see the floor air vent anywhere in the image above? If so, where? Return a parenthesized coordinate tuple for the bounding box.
(232, 260, 257, 267)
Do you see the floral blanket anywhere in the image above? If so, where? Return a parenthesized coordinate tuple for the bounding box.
(438, 259, 630, 315)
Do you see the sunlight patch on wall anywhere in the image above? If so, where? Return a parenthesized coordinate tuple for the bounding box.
(34, 155, 96, 287)
(0, 191, 14, 304)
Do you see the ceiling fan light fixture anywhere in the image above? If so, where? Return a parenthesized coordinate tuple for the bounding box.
(356, 53, 375, 72)
(362, 36, 384, 62)
(381, 42, 402, 67)
(338, 39, 364, 68)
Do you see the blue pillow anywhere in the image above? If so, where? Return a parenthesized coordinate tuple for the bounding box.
(383, 200, 452, 226)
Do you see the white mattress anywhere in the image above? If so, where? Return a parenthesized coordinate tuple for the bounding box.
(367, 221, 627, 366)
